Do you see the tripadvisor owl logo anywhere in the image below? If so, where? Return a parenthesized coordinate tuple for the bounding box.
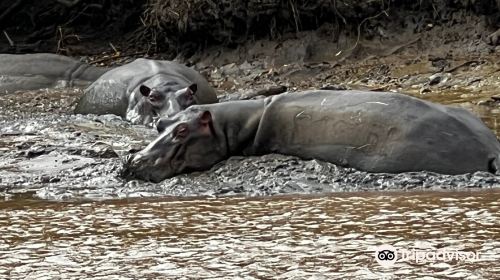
(374, 244, 483, 267)
(374, 244, 398, 268)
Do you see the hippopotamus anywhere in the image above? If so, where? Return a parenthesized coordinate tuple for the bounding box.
(74, 58, 218, 125)
(0, 53, 109, 93)
(122, 90, 500, 182)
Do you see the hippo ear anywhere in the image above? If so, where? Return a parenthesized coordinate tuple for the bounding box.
(174, 123, 189, 139)
(188, 83, 197, 95)
(198, 111, 213, 136)
(200, 111, 212, 124)
(139, 85, 151, 97)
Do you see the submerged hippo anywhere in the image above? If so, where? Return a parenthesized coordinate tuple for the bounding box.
(122, 90, 500, 182)
(74, 58, 218, 125)
(0, 53, 109, 93)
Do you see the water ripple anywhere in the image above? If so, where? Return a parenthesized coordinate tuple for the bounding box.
(0, 191, 498, 279)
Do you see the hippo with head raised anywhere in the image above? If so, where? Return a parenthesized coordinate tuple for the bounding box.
(0, 53, 109, 93)
(125, 83, 199, 125)
(74, 58, 218, 125)
(122, 90, 500, 182)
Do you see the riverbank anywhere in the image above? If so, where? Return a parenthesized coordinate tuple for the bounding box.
(0, 46, 499, 200)
(1, 2, 500, 200)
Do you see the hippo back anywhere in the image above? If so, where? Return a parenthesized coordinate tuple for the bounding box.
(0, 53, 109, 93)
(74, 58, 218, 117)
(255, 90, 500, 174)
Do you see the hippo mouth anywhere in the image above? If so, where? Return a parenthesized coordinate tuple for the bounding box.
(120, 144, 184, 182)
(148, 95, 164, 103)
(120, 154, 144, 180)
(120, 154, 166, 183)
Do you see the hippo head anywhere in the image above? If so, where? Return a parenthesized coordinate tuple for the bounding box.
(139, 83, 198, 117)
(122, 106, 226, 182)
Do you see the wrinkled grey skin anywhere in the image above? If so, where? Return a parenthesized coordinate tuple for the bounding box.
(74, 58, 218, 125)
(0, 53, 109, 94)
(123, 90, 500, 182)
(126, 83, 198, 125)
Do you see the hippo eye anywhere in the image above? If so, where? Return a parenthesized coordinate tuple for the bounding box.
(174, 123, 189, 139)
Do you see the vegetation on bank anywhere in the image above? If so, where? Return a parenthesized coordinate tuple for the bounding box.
(1, 0, 498, 56)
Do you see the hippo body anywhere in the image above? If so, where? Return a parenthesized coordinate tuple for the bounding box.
(124, 90, 500, 182)
(0, 53, 109, 93)
(74, 58, 218, 125)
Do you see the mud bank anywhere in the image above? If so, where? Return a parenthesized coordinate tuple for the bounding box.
(2, 114, 500, 200)
(1, 64, 499, 200)
(1, 2, 500, 200)
(1, 52, 500, 200)
(0, 87, 499, 201)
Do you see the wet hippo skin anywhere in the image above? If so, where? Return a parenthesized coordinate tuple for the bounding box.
(123, 90, 500, 182)
(74, 58, 218, 125)
(0, 53, 110, 93)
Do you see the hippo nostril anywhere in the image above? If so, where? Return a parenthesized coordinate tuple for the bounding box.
(122, 153, 141, 167)
(120, 155, 143, 179)
(122, 154, 132, 165)
(119, 164, 132, 178)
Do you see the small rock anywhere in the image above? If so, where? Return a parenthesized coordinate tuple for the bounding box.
(40, 175, 51, 183)
(486, 28, 500, 45)
(430, 58, 450, 70)
(15, 142, 31, 150)
(320, 84, 347, 90)
(25, 147, 46, 158)
(420, 86, 431, 94)
(429, 74, 441, 85)
(90, 143, 119, 158)
(49, 177, 61, 183)
(429, 72, 452, 86)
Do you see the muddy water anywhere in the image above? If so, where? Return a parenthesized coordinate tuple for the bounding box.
(0, 190, 498, 279)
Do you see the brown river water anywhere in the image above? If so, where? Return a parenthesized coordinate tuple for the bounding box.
(0, 190, 498, 279)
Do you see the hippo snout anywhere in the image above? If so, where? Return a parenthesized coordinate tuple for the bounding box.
(120, 152, 167, 183)
(148, 91, 164, 102)
(120, 153, 147, 178)
(120, 154, 139, 179)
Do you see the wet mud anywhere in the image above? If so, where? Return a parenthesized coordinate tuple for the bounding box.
(2, 17, 500, 199)
(0, 77, 499, 200)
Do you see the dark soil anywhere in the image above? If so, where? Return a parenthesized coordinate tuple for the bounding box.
(2, 0, 499, 58)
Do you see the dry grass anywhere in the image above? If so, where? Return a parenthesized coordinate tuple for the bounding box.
(133, 0, 499, 54)
(137, 0, 333, 49)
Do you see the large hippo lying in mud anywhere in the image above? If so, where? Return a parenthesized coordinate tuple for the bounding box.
(74, 58, 218, 125)
(122, 90, 500, 182)
(0, 53, 109, 93)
